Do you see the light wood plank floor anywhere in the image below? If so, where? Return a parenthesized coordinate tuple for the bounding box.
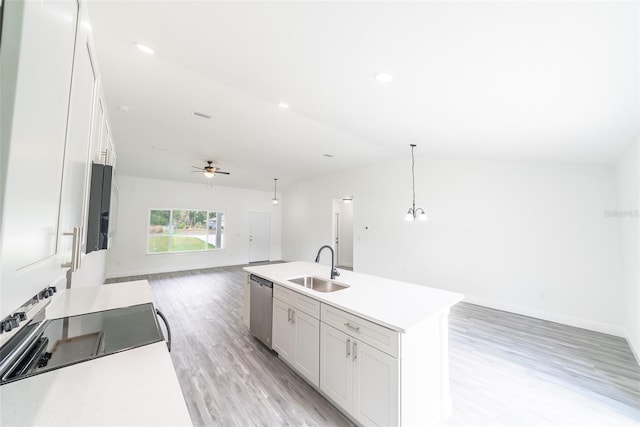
(108, 264, 640, 426)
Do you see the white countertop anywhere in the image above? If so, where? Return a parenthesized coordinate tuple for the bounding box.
(244, 262, 464, 332)
(46, 280, 154, 319)
(0, 342, 191, 426)
(1, 281, 192, 426)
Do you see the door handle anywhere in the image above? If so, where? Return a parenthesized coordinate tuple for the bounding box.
(346, 338, 351, 357)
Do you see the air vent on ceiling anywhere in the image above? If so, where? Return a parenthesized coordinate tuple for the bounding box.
(192, 110, 212, 120)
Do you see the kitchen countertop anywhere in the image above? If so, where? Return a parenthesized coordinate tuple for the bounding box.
(244, 261, 463, 332)
(46, 280, 154, 319)
(0, 281, 192, 426)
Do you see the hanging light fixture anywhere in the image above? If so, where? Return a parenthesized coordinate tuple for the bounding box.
(405, 144, 427, 222)
(272, 178, 279, 205)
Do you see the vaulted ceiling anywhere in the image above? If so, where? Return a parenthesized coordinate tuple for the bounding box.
(88, 1, 639, 191)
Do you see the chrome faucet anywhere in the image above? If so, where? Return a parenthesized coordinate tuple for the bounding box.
(315, 245, 340, 279)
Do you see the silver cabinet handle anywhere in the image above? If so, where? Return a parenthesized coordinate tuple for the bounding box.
(353, 341, 358, 361)
(344, 322, 360, 333)
(75, 226, 82, 270)
(62, 227, 81, 272)
(287, 308, 291, 323)
(346, 338, 351, 357)
(291, 310, 295, 324)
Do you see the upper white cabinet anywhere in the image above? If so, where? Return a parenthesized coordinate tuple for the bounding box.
(58, 13, 98, 266)
(0, 0, 79, 317)
(0, 0, 117, 318)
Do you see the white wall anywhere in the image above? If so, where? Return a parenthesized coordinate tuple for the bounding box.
(615, 138, 640, 359)
(282, 156, 625, 336)
(106, 175, 282, 278)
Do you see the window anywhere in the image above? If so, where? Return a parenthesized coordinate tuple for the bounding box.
(148, 209, 224, 253)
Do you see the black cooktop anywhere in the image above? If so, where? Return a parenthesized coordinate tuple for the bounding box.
(0, 303, 164, 385)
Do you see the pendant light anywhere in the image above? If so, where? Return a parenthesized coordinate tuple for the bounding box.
(272, 178, 279, 206)
(405, 144, 427, 222)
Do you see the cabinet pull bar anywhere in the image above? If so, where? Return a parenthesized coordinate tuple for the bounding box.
(291, 310, 295, 324)
(287, 308, 291, 323)
(74, 226, 82, 270)
(346, 338, 351, 357)
(353, 341, 358, 361)
(344, 322, 360, 332)
(61, 227, 80, 272)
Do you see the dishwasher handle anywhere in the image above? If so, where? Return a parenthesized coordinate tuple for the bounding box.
(156, 309, 172, 352)
(250, 274, 273, 288)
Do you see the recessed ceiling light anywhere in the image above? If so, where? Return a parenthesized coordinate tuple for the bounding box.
(134, 43, 155, 55)
(192, 110, 212, 120)
(278, 102, 290, 109)
(116, 105, 130, 112)
(322, 154, 334, 158)
(374, 72, 393, 83)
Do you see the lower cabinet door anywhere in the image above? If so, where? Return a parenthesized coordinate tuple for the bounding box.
(293, 310, 320, 387)
(352, 340, 400, 427)
(320, 323, 353, 411)
(272, 298, 294, 362)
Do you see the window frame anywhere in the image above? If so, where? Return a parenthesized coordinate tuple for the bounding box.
(146, 208, 225, 254)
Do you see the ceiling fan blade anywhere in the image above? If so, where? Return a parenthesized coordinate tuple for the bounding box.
(215, 171, 230, 175)
(191, 166, 204, 170)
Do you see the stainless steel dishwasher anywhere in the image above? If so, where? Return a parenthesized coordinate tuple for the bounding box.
(249, 274, 273, 348)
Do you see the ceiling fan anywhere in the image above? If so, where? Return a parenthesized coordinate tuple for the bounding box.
(191, 160, 230, 178)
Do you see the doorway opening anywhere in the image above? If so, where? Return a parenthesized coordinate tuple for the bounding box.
(332, 199, 353, 270)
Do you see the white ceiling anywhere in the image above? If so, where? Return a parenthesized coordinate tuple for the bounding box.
(87, 1, 639, 191)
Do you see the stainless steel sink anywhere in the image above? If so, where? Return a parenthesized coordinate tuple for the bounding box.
(288, 276, 349, 293)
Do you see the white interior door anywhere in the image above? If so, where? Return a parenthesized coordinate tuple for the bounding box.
(248, 212, 271, 263)
(332, 200, 353, 268)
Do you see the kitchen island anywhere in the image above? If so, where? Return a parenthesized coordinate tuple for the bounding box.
(244, 261, 463, 426)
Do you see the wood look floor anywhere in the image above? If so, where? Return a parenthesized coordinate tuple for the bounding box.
(108, 265, 640, 426)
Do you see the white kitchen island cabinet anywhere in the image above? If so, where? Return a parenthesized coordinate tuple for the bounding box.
(272, 283, 321, 386)
(244, 262, 463, 426)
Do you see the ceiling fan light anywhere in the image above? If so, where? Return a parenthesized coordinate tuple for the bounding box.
(203, 170, 215, 178)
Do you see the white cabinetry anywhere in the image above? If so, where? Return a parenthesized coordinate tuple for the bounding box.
(0, 0, 79, 317)
(0, 0, 117, 318)
(271, 284, 320, 387)
(320, 308, 399, 426)
(58, 12, 98, 269)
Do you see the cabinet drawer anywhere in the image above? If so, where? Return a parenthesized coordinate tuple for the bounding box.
(321, 304, 399, 358)
(293, 292, 320, 319)
(273, 284, 320, 319)
(274, 284, 294, 305)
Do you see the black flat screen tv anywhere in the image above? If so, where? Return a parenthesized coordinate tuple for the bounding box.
(86, 162, 113, 254)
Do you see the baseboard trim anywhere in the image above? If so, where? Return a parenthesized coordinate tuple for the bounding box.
(462, 295, 627, 338)
(624, 329, 640, 365)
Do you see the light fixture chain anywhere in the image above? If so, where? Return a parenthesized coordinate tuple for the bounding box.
(411, 144, 416, 211)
